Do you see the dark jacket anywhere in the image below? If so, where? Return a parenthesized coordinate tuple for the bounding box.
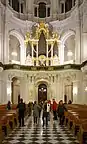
(17, 102, 26, 113)
(57, 104, 67, 116)
(7, 104, 11, 110)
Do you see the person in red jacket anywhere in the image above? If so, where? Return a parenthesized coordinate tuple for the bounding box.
(52, 99, 57, 120)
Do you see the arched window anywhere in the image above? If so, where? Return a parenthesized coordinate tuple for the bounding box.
(34, 1, 50, 18)
(64, 35, 75, 63)
(38, 2, 46, 18)
(9, 35, 20, 64)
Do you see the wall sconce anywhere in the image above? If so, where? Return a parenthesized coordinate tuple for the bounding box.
(73, 87, 78, 95)
(85, 87, 87, 91)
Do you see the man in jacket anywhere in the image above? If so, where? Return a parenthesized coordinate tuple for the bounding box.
(17, 98, 26, 127)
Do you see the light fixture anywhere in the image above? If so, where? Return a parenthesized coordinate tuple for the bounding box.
(85, 87, 87, 91)
(67, 51, 73, 57)
(73, 87, 78, 95)
(11, 52, 17, 56)
(44, 89, 46, 92)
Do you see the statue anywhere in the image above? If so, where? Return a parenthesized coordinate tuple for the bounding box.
(25, 54, 33, 66)
(53, 54, 59, 66)
(24, 32, 30, 47)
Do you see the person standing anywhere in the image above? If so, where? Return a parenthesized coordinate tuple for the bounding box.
(57, 100, 67, 125)
(43, 101, 50, 127)
(52, 99, 57, 120)
(33, 101, 40, 124)
(17, 98, 26, 127)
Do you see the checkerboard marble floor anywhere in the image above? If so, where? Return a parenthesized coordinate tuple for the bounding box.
(2, 114, 79, 144)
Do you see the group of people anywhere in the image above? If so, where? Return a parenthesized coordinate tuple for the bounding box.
(32, 99, 68, 127)
(6, 98, 71, 127)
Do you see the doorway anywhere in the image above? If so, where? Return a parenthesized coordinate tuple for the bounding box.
(38, 84, 47, 103)
(65, 83, 73, 103)
(11, 77, 20, 104)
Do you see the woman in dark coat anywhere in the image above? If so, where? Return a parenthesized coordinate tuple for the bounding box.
(57, 100, 67, 125)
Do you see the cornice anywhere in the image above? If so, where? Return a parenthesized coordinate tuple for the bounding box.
(1, 60, 87, 72)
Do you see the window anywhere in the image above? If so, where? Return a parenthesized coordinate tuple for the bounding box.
(12, 0, 19, 12)
(38, 2, 46, 18)
(47, 7, 50, 17)
(34, 2, 50, 18)
(61, 3, 64, 13)
(21, 4, 23, 13)
(34, 7, 37, 17)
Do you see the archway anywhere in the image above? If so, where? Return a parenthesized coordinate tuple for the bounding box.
(9, 30, 26, 65)
(9, 35, 20, 64)
(64, 35, 75, 63)
(38, 84, 47, 103)
(11, 77, 20, 104)
(60, 30, 75, 64)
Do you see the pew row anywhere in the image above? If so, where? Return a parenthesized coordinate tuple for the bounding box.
(64, 104, 87, 143)
(0, 104, 18, 143)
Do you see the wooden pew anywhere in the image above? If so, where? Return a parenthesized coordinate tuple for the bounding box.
(0, 104, 18, 137)
(64, 104, 87, 143)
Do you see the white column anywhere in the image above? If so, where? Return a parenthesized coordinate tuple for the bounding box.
(20, 43, 26, 65)
(72, 0, 74, 7)
(36, 42, 38, 66)
(46, 6, 48, 17)
(6, 0, 9, 5)
(57, 0, 60, 14)
(19, 2, 21, 13)
(60, 3, 62, 13)
(7, 80, 12, 102)
(32, 43, 33, 58)
(4, 23, 9, 64)
(46, 41, 48, 66)
(37, 6, 39, 17)
(32, 43, 34, 65)
(64, 2, 65, 13)
(26, 0, 32, 14)
(1, 76, 8, 104)
(10, 0, 12, 7)
(23, 3, 26, 14)
(73, 81, 80, 104)
(59, 43, 64, 65)
(20, 79, 28, 103)
(0, 74, 4, 104)
(51, 43, 53, 66)
(75, 26, 81, 63)
(0, 6, 3, 62)
(82, 33, 87, 62)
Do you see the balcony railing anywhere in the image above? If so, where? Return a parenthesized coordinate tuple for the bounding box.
(7, 3, 77, 22)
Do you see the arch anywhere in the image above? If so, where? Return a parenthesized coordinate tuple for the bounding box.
(34, 0, 51, 5)
(35, 78, 50, 86)
(61, 30, 75, 44)
(9, 30, 26, 65)
(9, 30, 24, 44)
(59, 30, 75, 65)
